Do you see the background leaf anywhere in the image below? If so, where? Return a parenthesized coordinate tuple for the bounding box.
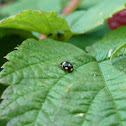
(0, 28, 37, 69)
(68, 23, 110, 51)
(79, 0, 103, 10)
(61, 0, 102, 10)
(110, 42, 126, 63)
(0, 0, 61, 18)
(87, 26, 126, 62)
(0, 38, 126, 126)
(66, 0, 126, 33)
(0, 119, 7, 126)
(0, 10, 72, 41)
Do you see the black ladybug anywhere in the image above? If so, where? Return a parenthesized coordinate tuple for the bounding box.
(60, 61, 73, 73)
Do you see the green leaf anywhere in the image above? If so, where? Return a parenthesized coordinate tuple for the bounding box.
(0, 38, 126, 126)
(87, 26, 126, 62)
(66, 0, 126, 33)
(110, 42, 126, 63)
(0, 28, 37, 70)
(0, 28, 37, 39)
(79, 0, 103, 10)
(68, 23, 110, 51)
(0, 119, 7, 126)
(0, 0, 61, 17)
(0, 28, 35, 109)
(0, 10, 72, 41)
(0, 15, 6, 20)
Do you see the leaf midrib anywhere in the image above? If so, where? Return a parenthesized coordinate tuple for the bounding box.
(33, 60, 96, 125)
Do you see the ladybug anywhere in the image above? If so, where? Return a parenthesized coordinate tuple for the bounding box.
(60, 61, 73, 73)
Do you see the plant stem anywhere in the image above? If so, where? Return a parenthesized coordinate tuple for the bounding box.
(39, 34, 47, 40)
(62, 0, 82, 15)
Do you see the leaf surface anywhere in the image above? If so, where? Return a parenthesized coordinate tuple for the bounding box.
(0, 28, 37, 70)
(66, 0, 126, 33)
(0, 0, 61, 17)
(87, 26, 126, 62)
(0, 38, 126, 126)
(61, 0, 102, 10)
(68, 23, 109, 51)
(79, 0, 103, 9)
(0, 10, 72, 41)
(110, 42, 126, 63)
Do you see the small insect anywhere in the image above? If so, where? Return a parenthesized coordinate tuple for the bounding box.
(60, 61, 73, 73)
